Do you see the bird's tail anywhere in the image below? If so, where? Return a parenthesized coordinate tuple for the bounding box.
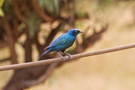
(39, 48, 51, 59)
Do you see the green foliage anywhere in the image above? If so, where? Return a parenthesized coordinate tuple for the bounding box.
(0, 0, 4, 16)
(53, 0, 60, 16)
(99, 0, 114, 6)
(2, 0, 12, 14)
(24, 12, 42, 38)
(76, 11, 88, 18)
(37, 0, 46, 9)
(36, 0, 60, 16)
(0, 0, 4, 8)
(76, 21, 83, 28)
(0, 8, 4, 16)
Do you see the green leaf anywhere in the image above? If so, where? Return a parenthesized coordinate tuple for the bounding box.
(0, 8, 4, 16)
(0, 0, 4, 7)
(0, 0, 4, 16)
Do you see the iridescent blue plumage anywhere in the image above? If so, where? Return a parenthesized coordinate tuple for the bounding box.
(39, 29, 83, 60)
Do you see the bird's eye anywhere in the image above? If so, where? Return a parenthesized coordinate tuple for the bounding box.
(75, 31, 78, 33)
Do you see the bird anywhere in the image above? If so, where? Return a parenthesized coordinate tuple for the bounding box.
(39, 29, 83, 61)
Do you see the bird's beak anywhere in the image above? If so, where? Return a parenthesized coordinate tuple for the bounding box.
(79, 31, 83, 33)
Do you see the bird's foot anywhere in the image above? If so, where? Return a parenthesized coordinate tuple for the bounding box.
(57, 52, 66, 61)
(61, 56, 66, 61)
(64, 53, 72, 61)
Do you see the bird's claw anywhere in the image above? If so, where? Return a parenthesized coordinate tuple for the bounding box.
(57, 52, 72, 61)
(57, 52, 66, 61)
(64, 53, 72, 61)
(61, 56, 66, 61)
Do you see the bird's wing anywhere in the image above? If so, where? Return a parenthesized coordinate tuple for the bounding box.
(44, 46, 50, 50)
(44, 34, 67, 50)
(49, 34, 68, 48)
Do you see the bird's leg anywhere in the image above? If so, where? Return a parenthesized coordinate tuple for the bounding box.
(56, 52, 65, 61)
(63, 52, 72, 61)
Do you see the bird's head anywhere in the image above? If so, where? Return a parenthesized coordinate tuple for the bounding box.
(68, 29, 83, 37)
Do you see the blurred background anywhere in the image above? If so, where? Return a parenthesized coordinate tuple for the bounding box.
(0, 0, 135, 90)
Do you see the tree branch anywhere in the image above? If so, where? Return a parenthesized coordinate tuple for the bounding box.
(23, 63, 57, 87)
(2, 17, 18, 64)
(12, 0, 24, 22)
(0, 43, 135, 71)
(83, 24, 108, 49)
(0, 57, 11, 63)
(0, 41, 8, 49)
